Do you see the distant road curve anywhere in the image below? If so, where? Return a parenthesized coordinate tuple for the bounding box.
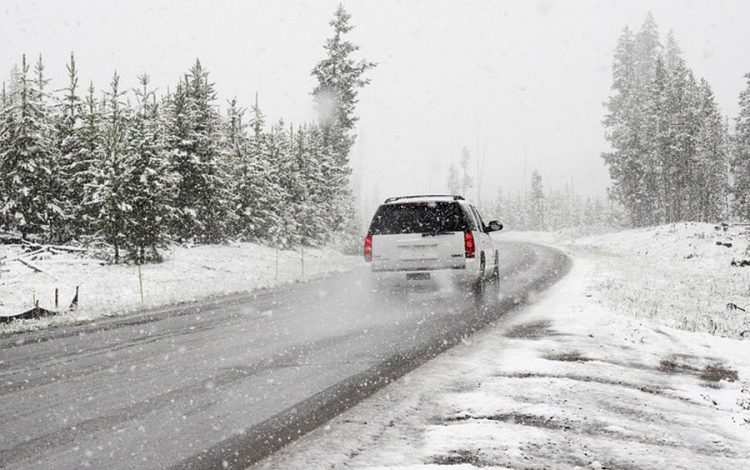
(0, 241, 569, 469)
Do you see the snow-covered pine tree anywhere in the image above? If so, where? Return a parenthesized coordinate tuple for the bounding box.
(33, 56, 66, 242)
(75, 82, 103, 238)
(307, 122, 343, 243)
(528, 170, 544, 230)
(311, 4, 374, 240)
(167, 60, 235, 244)
(125, 75, 175, 263)
(223, 97, 249, 238)
(602, 26, 645, 226)
(634, 13, 661, 86)
(603, 16, 726, 227)
(284, 123, 322, 247)
(87, 72, 131, 263)
(0, 81, 6, 231)
(237, 94, 282, 243)
(291, 125, 316, 244)
(732, 74, 750, 221)
(603, 16, 669, 227)
(311, 4, 375, 163)
(642, 54, 666, 224)
(694, 79, 729, 222)
(663, 35, 701, 222)
(0, 55, 60, 240)
(267, 119, 301, 248)
(55, 53, 86, 241)
(165, 78, 191, 238)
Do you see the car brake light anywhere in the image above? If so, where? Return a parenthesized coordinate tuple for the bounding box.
(464, 231, 475, 259)
(364, 235, 373, 262)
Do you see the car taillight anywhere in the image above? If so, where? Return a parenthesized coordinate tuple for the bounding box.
(364, 235, 373, 262)
(464, 231, 475, 259)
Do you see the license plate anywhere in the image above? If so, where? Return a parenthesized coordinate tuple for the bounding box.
(407, 272, 430, 281)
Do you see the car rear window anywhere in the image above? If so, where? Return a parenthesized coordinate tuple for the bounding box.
(368, 202, 470, 235)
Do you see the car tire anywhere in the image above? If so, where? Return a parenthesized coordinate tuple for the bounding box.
(471, 255, 487, 300)
(491, 251, 500, 280)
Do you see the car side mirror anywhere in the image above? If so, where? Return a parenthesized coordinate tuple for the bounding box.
(487, 220, 503, 232)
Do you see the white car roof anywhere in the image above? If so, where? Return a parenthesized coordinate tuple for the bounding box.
(382, 195, 469, 205)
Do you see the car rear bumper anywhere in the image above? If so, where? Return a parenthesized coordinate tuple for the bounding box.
(370, 265, 479, 292)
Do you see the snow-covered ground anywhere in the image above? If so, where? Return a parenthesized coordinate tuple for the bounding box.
(0, 242, 358, 335)
(254, 224, 750, 469)
(504, 223, 750, 338)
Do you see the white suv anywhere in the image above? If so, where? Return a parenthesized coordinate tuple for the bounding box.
(364, 195, 503, 296)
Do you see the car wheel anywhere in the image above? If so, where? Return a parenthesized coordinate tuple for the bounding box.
(491, 251, 500, 280)
(471, 255, 487, 301)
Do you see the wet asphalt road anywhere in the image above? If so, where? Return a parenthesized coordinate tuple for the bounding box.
(0, 241, 569, 469)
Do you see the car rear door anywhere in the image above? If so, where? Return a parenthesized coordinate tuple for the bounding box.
(368, 202, 468, 272)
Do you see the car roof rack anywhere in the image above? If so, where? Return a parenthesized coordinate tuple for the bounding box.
(384, 194, 464, 203)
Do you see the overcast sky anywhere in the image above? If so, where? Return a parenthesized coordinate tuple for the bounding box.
(2, 0, 749, 210)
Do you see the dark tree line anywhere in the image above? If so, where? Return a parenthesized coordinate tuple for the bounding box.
(0, 5, 372, 263)
(602, 14, 750, 227)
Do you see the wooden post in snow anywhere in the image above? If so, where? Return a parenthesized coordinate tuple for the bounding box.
(138, 263, 144, 304)
(55, 288, 59, 309)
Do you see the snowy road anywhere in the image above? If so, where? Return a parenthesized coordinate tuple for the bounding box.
(0, 241, 568, 469)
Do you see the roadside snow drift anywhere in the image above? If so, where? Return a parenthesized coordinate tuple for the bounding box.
(0, 243, 357, 334)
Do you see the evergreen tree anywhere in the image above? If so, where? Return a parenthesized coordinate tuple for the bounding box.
(125, 75, 175, 262)
(269, 119, 300, 248)
(0, 55, 59, 240)
(602, 26, 651, 226)
(0, 82, 6, 230)
(644, 54, 670, 223)
(664, 44, 701, 221)
(238, 95, 282, 242)
(223, 97, 250, 237)
(55, 53, 86, 241)
(694, 79, 729, 221)
(167, 60, 235, 244)
(603, 15, 728, 226)
(76, 82, 103, 237)
(311, 4, 374, 238)
(311, 4, 375, 162)
(33, 55, 66, 242)
(292, 124, 328, 244)
(634, 13, 661, 84)
(307, 122, 343, 242)
(87, 72, 130, 263)
(733, 74, 750, 220)
(529, 170, 544, 230)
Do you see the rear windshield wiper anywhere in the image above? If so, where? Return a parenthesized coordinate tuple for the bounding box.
(421, 231, 455, 237)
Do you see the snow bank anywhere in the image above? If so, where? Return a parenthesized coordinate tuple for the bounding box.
(0, 242, 358, 334)
(501, 223, 750, 338)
